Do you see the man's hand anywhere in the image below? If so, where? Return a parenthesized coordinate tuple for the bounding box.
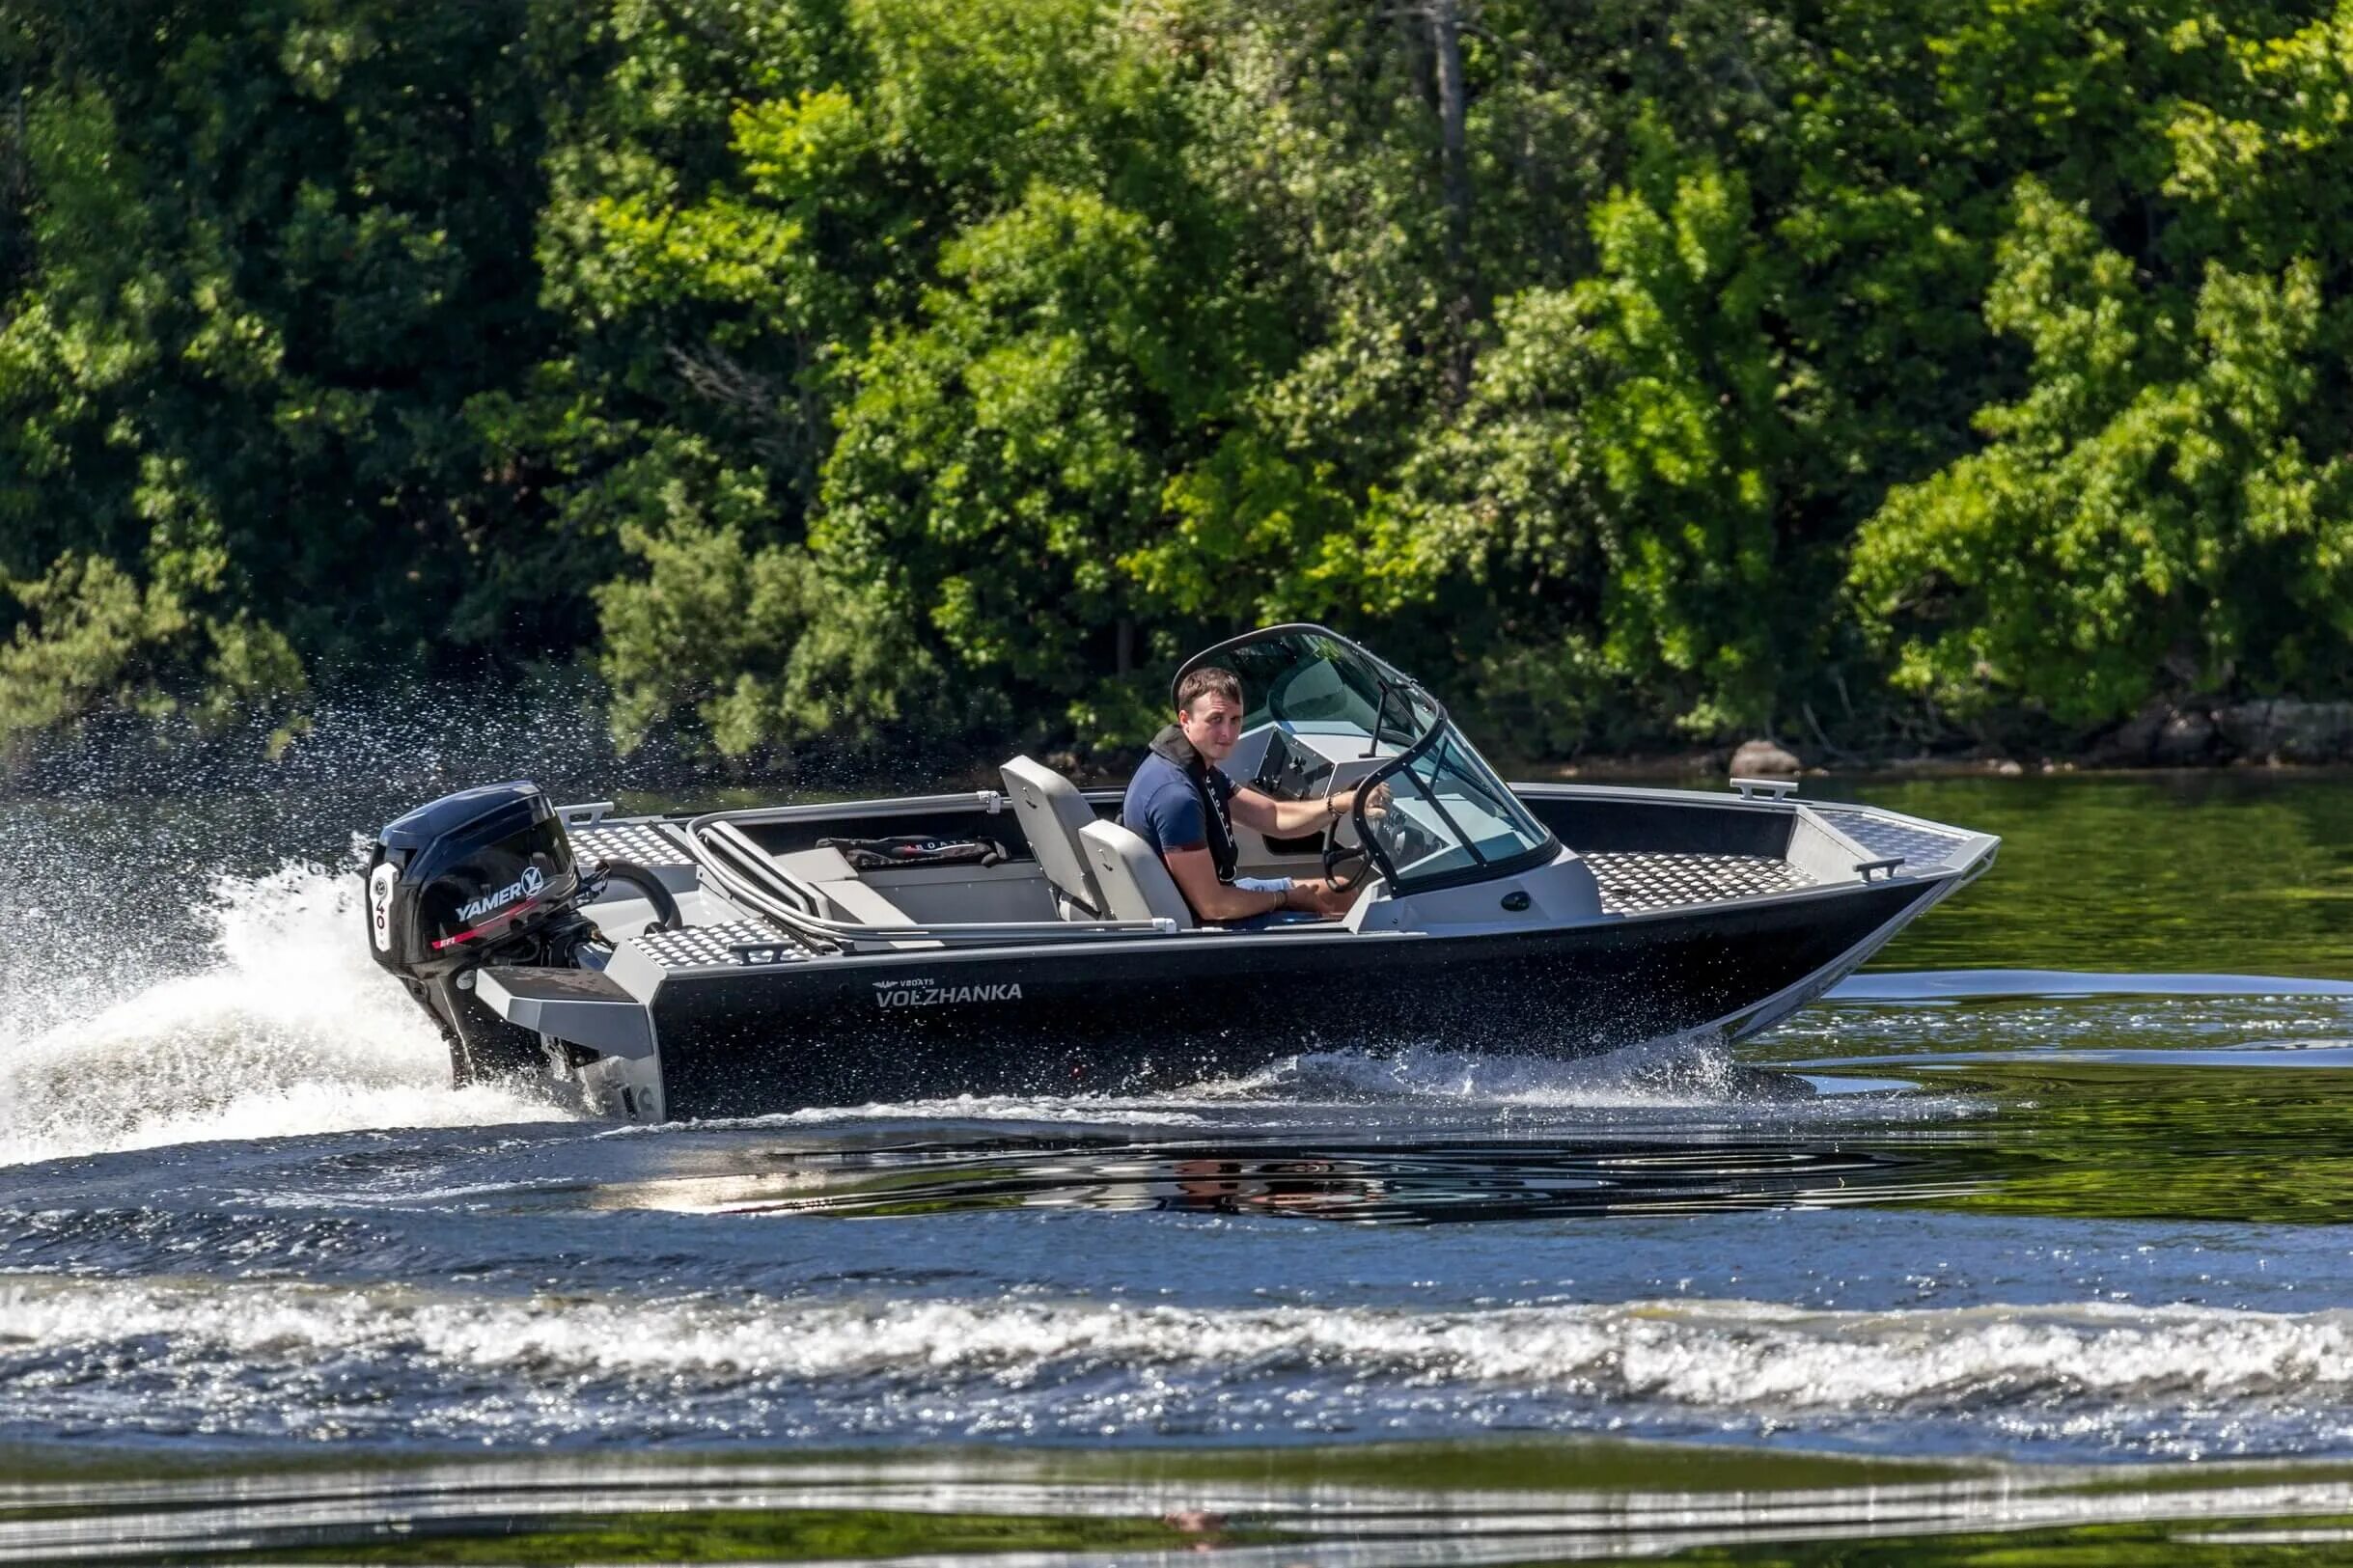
(1232, 780, 1393, 838)
(1285, 877, 1359, 917)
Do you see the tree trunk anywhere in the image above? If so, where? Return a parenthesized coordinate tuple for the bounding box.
(1426, 0, 1475, 403)
(0, 57, 23, 293)
(4, 56, 24, 214)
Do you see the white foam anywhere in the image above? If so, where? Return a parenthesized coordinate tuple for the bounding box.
(9, 1276, 2353, 1452)
(0, 863, 562, 1168)
(732, 1098, 1213, 1129)
(1304, 1032, 1746, 1107)
(632, 1032, 1783, 1134)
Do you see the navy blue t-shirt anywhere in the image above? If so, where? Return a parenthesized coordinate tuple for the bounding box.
(1121, 751, 1234, 863)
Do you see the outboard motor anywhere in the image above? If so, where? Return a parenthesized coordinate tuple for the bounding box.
(366, 782, 602, 1085)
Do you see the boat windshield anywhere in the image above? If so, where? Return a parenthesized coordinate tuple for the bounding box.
(1217, 628, 1428, 748)
(1190, 626, 1557, 892)
(1366, 726, 1557, 889)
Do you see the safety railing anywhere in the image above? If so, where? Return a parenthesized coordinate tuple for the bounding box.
(688, 817, 1178, 953)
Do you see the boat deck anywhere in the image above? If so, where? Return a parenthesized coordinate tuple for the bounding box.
(1805, 805, 1974, 870)
(572, 803, 1953, 959)
(574, 820, 693, 867)
(630, 922, 816, 970)
(1583, 852, 1814, 915)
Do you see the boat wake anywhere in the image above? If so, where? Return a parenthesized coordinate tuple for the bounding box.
(1830, 968, 2353, 1001)
(686, 1032, 1820, 1136)
(4, 1273, 2347, 1457)
(1231, 1030, 1765, 1106)
(0, 863, 563, 1169)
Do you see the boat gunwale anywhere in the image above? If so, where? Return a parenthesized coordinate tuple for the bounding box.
(564, 781, 1999, 973)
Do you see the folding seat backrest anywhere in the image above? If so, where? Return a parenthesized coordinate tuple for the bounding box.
(1000, 756, 1107, 918)
(1078, 819, 1196, 930)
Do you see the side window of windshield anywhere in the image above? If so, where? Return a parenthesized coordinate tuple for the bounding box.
(1372, 765, 1481, 883)
(1375, 729, 1553, 890)
(1267, 657, 1371, 729)
(1422, 734, 1519, 828)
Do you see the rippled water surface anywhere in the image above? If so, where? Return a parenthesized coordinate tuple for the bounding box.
(10, 763, 2353, 1562)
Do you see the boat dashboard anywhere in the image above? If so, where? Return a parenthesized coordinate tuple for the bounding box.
(1229, 722, 1398, 802)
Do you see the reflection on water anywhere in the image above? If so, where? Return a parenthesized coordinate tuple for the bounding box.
(1771, 982, 2353, 1226)
(590, 1134, 1980, 1224)
(1828, 770, 2353, 977)
(20, 1444, 2353, 1565)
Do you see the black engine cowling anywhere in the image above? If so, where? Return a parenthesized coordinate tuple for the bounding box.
(366, 782, 597, 1085)
(367, 782, 583, 977)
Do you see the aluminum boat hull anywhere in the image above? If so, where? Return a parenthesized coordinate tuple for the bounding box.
(638, 878, 1940, 1116)
(469, 783, 1991, 1120)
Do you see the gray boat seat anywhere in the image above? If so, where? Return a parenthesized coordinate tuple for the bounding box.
(1000, 756, 1105, 918)
(1078, 819, 1195, 930)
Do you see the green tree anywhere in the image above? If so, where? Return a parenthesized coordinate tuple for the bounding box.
(1399, 126, 1790, 744)
(1850, 179, 2353, 728)
(0, 0, 579, 749)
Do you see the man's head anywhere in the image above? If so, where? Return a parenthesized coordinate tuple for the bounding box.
(1176, 667, 1244, 762)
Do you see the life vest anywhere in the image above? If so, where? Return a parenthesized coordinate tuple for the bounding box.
(1146, 724, 1240, 884)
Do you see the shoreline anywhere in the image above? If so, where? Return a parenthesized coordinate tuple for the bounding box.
(14, 734, 2353, 807)
(14, 677, 2353, 803)
(1497, 752, 2353, 784)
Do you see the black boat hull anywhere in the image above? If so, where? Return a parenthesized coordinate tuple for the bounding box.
(646, 878, 1939, 1117)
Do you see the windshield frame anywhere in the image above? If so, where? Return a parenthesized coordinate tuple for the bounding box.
(1173, 624, 1560, 895)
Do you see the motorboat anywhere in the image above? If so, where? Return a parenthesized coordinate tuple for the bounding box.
(363, 625, 1997, 1120)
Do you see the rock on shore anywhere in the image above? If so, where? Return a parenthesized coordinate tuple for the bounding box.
(1729, 738, 1803, 776)
(2098, 698, 2353, 765)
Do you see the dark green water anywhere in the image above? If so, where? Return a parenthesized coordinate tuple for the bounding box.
(1838, 770, 2353, 977)
(12, 769, 2353, 1564)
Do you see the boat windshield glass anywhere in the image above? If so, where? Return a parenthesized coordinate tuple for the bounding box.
(1365, 728, 1555, 887)
(1205, 628, 1554, 890)
(1221, 629, 1426, 747)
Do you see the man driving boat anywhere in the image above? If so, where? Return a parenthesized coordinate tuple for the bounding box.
(1123, 666, 1384, 924)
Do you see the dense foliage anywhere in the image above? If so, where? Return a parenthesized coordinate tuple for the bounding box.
(9, 0, 2353, 767)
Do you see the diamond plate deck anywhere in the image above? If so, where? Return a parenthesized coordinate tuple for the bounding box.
(1808, 808, 1967, 870)
(571, 820, 693, 868)
(629, 922, 813, 971)
(1584, 852, 1814, 914)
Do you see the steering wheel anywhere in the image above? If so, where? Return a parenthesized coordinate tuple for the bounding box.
(1322, 837, 1371, 891)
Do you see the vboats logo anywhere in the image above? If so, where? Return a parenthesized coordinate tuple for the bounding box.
(457, 864, 546, 924)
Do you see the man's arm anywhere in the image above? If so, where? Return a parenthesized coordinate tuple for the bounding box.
(1163, 848, 1356, 922)
(1162, 847, 1290, 922)
(1231, 784, 1386, 838)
